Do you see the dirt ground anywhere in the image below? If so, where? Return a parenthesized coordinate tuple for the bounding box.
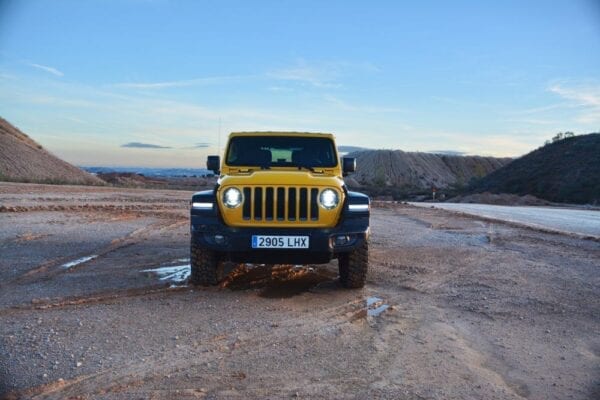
(0, 182, 598, 400)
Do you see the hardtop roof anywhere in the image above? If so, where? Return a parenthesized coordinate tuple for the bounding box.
(229, 131, 334, 139)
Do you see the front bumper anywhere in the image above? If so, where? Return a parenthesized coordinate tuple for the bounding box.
(191, 214, 369, 264)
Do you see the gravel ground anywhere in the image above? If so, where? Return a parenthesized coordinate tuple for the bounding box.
(0, 183, 599, 399)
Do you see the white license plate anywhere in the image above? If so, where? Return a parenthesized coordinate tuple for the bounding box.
(251, 235, 309, 249)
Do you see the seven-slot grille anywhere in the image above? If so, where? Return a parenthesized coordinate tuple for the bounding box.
(242, 187, 320, 222)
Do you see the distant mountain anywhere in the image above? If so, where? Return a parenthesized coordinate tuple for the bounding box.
(347, 149, 510, 190)
(0, 118, 104, 186)
(338, 145, 368, 154)
(470, 133, 600, 204)
(427, 150, 466, 156)
(82, 166, 211, 177)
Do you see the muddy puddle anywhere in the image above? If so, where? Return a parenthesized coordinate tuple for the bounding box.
(222, 263, 337, 298)
(143, 260, 337, 296)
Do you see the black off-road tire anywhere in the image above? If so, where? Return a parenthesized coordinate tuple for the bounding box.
(190, 240, 220, 286)
(338, 240, 368, 288)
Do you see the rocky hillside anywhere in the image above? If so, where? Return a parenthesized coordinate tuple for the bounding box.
(470, 133, 600, 204)
(0, 118, 104, 185)
(346, 149, 510, 190)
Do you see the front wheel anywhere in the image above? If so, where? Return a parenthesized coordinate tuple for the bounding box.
(190, 239, 220, 286)
(338, 240, 368, 288)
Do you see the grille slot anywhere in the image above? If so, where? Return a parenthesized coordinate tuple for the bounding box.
(242, 188, 251, 219)
(241, 186, 320, 223)
(299, 188, 308, 220)
(276, 187, 285, 220)
(253, 187, 263, 220)
(288, 188, 296, 220)
(310, 188, 319, 220)
(265, 187, 274, 220)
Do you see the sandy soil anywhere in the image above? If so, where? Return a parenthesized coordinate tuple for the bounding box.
(0, 182, 598, 399)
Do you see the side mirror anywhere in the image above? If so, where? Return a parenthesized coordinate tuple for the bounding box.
(342, 157, 356, 176)
(207, 155, 220, 174)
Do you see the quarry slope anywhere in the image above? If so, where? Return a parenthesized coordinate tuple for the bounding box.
(0, 117, 103, 186)
(347, 149, 510, 189)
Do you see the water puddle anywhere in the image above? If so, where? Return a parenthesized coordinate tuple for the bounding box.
(366, 296, 389, 317)
(61, 255, 98, 269)
(142, 259, 190, 286)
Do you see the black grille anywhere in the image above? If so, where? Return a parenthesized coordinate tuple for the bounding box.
(242, 187, 319, 222)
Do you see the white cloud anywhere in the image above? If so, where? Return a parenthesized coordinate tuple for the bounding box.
(413, 131, 539, 158)
(28, 63, 64, 77)
(514, 103, 572, 115)
(268, 60, 341, 88)
(2, 64, 554, 165)
(548, 82, 600, 124)
(113, 75, 249, 89)
(0, 72, 16, 80)
(549, 83, 600, 107)
(504, 118, 560, 126)
(267, 86, 294, 92)
(267, 59, 379, 89)
(323, 95, 406, 114)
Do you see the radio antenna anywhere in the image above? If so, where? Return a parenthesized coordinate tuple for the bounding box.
(217, 118, 222, 156)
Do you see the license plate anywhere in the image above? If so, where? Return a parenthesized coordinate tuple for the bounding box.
(251, 235, 309, 249)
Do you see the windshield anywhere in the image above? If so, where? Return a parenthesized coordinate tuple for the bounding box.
(226, 136, 338, 168)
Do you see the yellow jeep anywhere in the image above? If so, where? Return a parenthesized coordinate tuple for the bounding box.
(190, 132, 370, 288)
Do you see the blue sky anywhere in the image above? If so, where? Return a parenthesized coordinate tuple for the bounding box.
(1, 0, 599, 167)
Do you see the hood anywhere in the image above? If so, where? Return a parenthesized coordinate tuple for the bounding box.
(218, 170, 344, 188)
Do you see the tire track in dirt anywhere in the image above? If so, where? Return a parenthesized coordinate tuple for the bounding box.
(0, 203, 187, 213)
(21, 289, 419, 399)
(364, 296, 531, 399)
(3, 217, 186, 288)
(0, 286, 190, 317)
(17, 296, 367, 397)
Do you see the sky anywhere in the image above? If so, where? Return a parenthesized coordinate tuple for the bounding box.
(0, 0, 599, 167)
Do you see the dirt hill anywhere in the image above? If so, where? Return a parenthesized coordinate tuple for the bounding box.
(97, 172, 215, 191)
(0, 117, 104, 185)
(470, 133, 600, 204)
(346, 149, 510, 190)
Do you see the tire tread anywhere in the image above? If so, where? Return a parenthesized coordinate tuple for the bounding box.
(338, 240, 368, 288)
(190, 240, 219, 286)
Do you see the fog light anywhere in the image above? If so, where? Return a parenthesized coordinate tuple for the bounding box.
(335, 235, 350, 246)
(214, 234, 225, 245)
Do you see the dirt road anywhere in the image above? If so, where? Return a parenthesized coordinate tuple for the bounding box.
(1, 182, 598, 399)
(409, 202, 600, 239)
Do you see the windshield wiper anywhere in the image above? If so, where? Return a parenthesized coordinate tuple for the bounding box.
(296, 165, 315, 172)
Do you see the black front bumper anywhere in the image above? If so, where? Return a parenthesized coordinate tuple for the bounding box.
(191, 214, 369, 264)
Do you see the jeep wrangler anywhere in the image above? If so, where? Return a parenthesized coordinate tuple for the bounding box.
(190, 132, 370, 288)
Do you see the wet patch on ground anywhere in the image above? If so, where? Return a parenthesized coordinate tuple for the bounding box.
(142, 263, 190, 286)
(349, 296, 392, 322)
(61, 255, 98, 269)
(140, 261, 339, 296)
(221, 264, 338, 298)
(367, 296, 390, 317)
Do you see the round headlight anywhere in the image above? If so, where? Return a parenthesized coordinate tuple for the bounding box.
(223, 187, 243, 208)
(319, 189, 339, 209)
